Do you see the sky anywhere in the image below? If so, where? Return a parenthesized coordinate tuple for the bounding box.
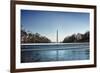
(21, 10, 89, 42)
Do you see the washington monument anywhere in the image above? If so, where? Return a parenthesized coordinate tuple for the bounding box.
(57, 29, 58, 43)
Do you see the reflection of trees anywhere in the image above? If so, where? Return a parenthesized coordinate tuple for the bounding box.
(63, 31, 89, 43)
(21, 29, 51, 43)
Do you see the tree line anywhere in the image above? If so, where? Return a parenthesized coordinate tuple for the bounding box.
(63, 31, 89, 43)
(21, 29, 89, 43)
(21, 29, 51, 43)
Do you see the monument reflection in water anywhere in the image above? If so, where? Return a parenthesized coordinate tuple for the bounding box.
(21, 43, 89, 63)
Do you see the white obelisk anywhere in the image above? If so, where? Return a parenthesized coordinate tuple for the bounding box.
(57, 29, 58, 43)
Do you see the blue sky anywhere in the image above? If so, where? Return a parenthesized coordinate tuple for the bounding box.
(21, 10, 89, 42)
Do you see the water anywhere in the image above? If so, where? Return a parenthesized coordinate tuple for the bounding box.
(21, 43, 90, 63)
